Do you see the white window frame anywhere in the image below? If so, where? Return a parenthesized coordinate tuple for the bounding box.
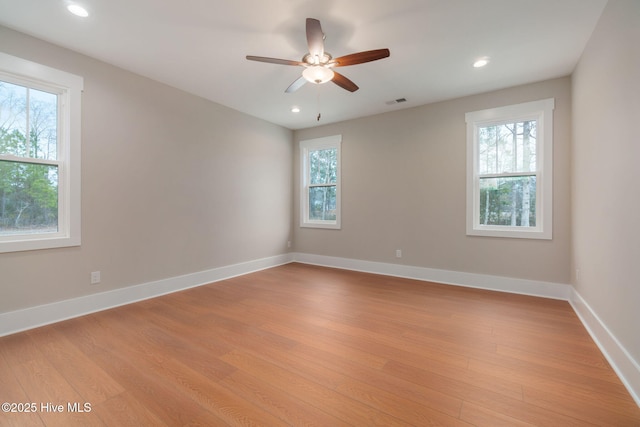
(465, 98, 554, 239)
(300, 135, 341, 229)
(0, 52, 83, 253)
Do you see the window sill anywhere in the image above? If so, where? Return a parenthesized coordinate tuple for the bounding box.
(300, 220, 341, 230)
(467, 225, 551, 240)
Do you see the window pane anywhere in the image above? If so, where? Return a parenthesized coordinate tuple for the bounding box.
(0, 81, 28, 157)
(0, 160, 58, 235)
(309, 148, 337, 185)
(478, 121, 536, 174)
(309, 185, 336, 221)
(0, 81, 58, 160)
(29, 88, 58, 160)
(479, 176, 536, 227)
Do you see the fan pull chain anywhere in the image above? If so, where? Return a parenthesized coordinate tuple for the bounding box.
(316, 85, 322, 122)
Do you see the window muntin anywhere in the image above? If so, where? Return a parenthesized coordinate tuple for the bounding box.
(0, 52, 83, 253)
(466, 99, 554, 239)
(300, 135, 341, 229)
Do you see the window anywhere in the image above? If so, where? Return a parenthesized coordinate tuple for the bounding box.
(0, 52, 83, 253)
(466, 98, 554, 239)
(300, 135, 341, 229)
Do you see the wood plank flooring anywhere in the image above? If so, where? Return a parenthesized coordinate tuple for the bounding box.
(1, 263, 639, 426)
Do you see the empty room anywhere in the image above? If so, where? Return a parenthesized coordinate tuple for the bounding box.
(1, 0, 639, 425)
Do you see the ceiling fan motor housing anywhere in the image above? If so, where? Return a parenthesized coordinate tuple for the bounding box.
(303, 52, 333, 66)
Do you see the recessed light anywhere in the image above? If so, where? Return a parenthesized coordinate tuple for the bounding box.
(473, 57, 489, 68)
(67, 4, 89, 18)
(291, 106, 301, 113)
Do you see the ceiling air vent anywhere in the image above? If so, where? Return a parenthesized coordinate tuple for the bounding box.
(385, 98, 407, 105)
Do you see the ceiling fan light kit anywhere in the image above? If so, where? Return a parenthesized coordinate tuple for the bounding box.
(302, 66, 334, 84)
(246, 18, 390, 94)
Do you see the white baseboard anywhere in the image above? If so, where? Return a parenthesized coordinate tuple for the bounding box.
(569, 289, 640, 406)
(292, 252, 571, 300)
(0, 253, 293, 337)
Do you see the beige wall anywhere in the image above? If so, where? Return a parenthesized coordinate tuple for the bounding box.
(294, 77, 572, 284)
(572, 0, 640, 364)
(0, 27, 293, 313)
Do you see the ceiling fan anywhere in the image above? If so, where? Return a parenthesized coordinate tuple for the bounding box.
(246, 18, 390, 93)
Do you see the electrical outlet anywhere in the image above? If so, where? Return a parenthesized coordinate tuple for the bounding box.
(287, 240, 291, 248)
(90, 271, 101, 285)
(395, 249, 402, 258)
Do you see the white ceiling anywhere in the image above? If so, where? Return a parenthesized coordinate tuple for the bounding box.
(0, 0, 607, 130)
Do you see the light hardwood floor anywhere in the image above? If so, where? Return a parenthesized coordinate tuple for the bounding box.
(1, 263, 639, 426)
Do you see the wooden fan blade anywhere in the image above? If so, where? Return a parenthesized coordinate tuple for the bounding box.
(306, 18, 325, 59)
(333, 49, 390, 67)
(246, 56, 304, 66)
(285, 76, 307, 93)
(332, 71, 359, 92)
